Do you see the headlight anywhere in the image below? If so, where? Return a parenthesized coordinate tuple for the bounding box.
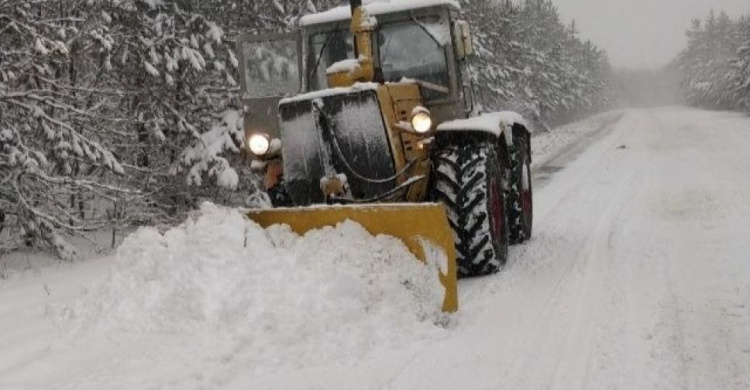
(248, 133, 270, 156)
(411, 109, 432, 133)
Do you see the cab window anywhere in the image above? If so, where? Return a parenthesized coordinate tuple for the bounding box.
(378, 16, 450, 100)
(308, 30, 355, 91)
(240, 38, 300, 98)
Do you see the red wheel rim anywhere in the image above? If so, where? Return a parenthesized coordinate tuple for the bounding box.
(489, 177, 505, 240)
(522, 163, 533, 221)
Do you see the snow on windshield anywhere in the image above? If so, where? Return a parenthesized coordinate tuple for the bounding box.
(240, 39, 300, 98)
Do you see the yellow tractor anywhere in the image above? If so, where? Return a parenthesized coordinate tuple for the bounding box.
(238, 0, 533, 312)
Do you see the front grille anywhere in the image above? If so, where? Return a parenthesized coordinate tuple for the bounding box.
(278, 89, 397, 206)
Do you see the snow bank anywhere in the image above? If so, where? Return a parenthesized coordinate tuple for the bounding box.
(531, 110, 624, 168)
(58, 203, 447, 366)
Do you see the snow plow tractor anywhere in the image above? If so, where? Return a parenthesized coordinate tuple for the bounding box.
(239, 0, 533, 312)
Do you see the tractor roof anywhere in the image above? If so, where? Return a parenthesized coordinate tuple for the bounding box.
(299, 0, 460, 27)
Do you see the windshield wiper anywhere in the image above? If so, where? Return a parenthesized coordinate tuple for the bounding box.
(308, 32, 333, 84)
(412, 16, 446, 47)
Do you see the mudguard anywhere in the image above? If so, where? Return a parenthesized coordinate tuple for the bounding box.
(436, 111, 529, 147)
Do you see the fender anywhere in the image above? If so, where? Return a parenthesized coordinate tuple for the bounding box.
(436, 111, 530, 148)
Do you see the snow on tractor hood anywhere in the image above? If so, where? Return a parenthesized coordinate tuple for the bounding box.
(300, 0, 461, 27)
(278, 82, 379, 105)
(437, 111, 529, 146)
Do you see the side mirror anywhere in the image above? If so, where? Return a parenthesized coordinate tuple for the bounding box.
(453, 21, 474, 60)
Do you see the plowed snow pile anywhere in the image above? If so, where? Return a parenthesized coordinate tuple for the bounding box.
(56, 203, 447, 377)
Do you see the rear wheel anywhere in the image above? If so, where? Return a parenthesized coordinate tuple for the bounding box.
(430, 142, 509, 277)
(509, 133, 533, 243)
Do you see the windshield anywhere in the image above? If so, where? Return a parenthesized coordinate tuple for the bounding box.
(378, 17, 450, 100)
(308, 30, 355, 91)
(240, 39, 300, 98)
(305, 16, 451, 100)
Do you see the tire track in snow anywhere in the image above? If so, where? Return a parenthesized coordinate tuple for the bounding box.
(348, 112, 636, 390)
(639, 108, 750, 390)
(543, 172, 640, 390)
(456, 112, 624, 307)
(395, 112, 638, 390)
(500, 144, 643, 389)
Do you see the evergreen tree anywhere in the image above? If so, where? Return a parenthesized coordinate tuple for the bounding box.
(677, 10, 750, 113)
(734, 16, 750, 111)
(0, 0, 133, 258)
(463, 0, 612, 125)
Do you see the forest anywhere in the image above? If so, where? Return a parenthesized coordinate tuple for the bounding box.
(0, 0, 612, 258)
(676, 10, 750, 113)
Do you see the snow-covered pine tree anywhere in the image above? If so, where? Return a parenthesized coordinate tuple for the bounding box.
(192, 0, 340, 32)
(462, 0, 612, 126)
(79, 0, 247, 217)
(734, 16, 750, 112)
(677, 10, 749, 112)
(0, 0, 136, 258)
(95, 0, 342, 216)
(460, 0, 520, 108)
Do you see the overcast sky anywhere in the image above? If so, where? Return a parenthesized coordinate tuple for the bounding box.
(551, 0, 750, 69)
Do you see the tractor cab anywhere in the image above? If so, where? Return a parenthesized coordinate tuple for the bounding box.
(237, 0, 475, 153)
(301, 2, 466, 102)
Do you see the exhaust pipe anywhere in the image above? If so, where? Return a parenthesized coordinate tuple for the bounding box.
(349, 0, 362, 15)
(327, 0, 375, 87)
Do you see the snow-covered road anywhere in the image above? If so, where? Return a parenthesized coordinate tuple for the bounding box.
(2, 107, 750, 390)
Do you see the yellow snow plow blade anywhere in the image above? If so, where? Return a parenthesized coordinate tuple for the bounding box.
(247, 204, 458, 312)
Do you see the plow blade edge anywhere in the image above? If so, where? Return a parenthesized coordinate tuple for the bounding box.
(247, 204, 458, 312)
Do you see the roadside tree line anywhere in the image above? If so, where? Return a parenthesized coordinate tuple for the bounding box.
(1, 0, 611, 259)
(466, 0, 613, 127)
(677, 10, 750, 112)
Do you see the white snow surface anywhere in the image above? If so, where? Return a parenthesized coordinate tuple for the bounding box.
(0, 204, 446, 389)
(299, 0, 460, 27)
(326, 58, 362, 75)
(279, 82, 379, 104)
(60, 203, 445, 336)
(438, 111, 527, 133)
(3, 107, 750, 389)
(437, 111, 528, 146)
(531, 110, 624, 168)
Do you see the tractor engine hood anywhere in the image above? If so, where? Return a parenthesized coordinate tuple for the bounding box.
(278, 84, 397, 206)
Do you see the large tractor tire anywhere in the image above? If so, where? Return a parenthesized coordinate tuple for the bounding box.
(508, 131, 533, 244)
(429, 141, 509, 277)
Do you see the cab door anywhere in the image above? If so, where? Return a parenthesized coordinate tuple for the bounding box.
(236, 32, 301, 141)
